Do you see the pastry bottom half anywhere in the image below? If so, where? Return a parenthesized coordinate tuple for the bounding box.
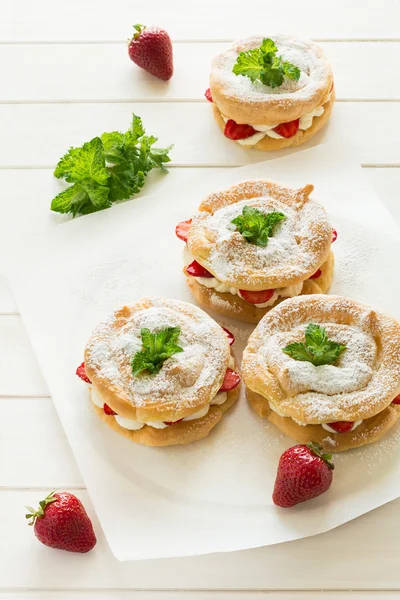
(213, 92, 335, 151)
(91, 385, 239, 447)
(247, 389, 400, 452)
(185, 250, 334, 324)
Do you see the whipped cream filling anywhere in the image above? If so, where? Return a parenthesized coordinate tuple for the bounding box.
(269, 401, 363, 432)
(221, 100, 328, 146)
(195, 275, 303, 308)
(90, 356, 234, 431)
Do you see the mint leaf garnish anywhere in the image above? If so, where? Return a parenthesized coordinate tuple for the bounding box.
(131, 327, 184, 376)
(233, 38, 301, 88)
(51, 114, 173, 216)
(231, 206, 285, 247)
(282, 323, 346, 367)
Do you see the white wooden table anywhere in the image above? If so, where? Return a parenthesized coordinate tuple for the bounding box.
(2, 1, 400, 597)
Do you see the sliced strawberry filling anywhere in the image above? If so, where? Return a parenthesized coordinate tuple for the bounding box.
(239, 288, 275, 305)
(222, 327, 235, 345)
(76, 362, 91, 384)
(309, 269, 322, 280)
(332, 228, 337, 243)
(103, 403, 118, 416)
(163, 418, 184, 426)
(205, 88, 213, 102)
(186, 260, 214, 278)
(326, 421, 355, 433)
(392, 394, 400, 405)
(175, 218, 192, 243)
(273, 118, 299, 138)
(219, 368, 241, 392)
(224, 119, 257, 140)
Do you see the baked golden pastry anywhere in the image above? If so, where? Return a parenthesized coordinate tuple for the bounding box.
(242, 295, 400, 452)
(176, 179, 335, 323)
(76, 298, 241, 446)
(205, 35, 334, 149)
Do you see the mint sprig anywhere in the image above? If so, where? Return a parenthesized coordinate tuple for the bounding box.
(131, 327, 184, 376)
(231, 206, 285, 247)
(282, 324, 346, 367)
(233, 38, 301, 88)
(51, 114, 172, 216)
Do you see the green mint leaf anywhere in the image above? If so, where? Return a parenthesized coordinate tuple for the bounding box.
(50, 183, 89, 216)
(260, 38, 278, 54)
(232, 38, 300, 88)
(282, 323, 347, 367)
(132, 327, 184, 376)
(231, 206, 285, 247)
(68, 137, 109, 185)
(283, 61, 301, 82)
(108, 162, 145, 202)
(51, 113, 173, 216)
(54, 147, 81, 182)
(232, 48, 263, 81)
(282, 342, 314, 363)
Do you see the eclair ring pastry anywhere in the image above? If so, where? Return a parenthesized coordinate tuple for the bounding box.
(76, 298, 241, 446)
(176, 179, 335, 324)
(242, 295, 400, 452)
(205, 35, 334, 149)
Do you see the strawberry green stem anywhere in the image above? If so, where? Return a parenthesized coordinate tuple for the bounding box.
(132, 24, 146, 39)
(25, 491, 57, 526)
(307, 441, 335, 470)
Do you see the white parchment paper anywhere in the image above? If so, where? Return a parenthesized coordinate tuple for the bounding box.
(4, 145, 400, 560)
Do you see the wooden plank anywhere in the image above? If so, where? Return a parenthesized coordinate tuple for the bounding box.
(1, 102, 400, 168)
(0, 594, 397, 599)
(1, 42, 399, 102)
(0, 167, 399, 315)
(1, 488, 400, 589)
(2, 0, 399, 42)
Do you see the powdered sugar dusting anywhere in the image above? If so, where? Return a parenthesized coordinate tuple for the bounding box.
(243, 295, 400, 423)
(85, 298, 229, 409)
(211, 35, 331, 107)
(265, 323, 376, 396)
(189, 183, 331, 288)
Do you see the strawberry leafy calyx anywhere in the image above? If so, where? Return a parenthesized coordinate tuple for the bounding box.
(132, 24, 146, 40)
(307, 442, 335, 470)
(25, 491, 58, 526)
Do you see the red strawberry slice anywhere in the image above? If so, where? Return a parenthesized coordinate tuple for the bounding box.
(239, 289, 275, 305)
(332, 228, 337, 243)
(273, 119, 299, 138)
(103, 404, 118, 416)
(392, 394, 400, 405)
(186, 260, 214, 278)
(76, 362, 91, 384)
(222, 327, 235, 345)
(175, 219, 192, 243)
(219, 368, 241, 392)
(163, 418, 184, 426)
(309, 269, 322, 280)
(224, 120, 257, 140)
(205, 88, 213, 102)
(326, 421, 354, 433)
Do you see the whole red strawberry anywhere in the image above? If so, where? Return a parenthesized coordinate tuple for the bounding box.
(128, 24, 173, 81)
(273, 442, 334, 508)
(25, 491, 96, 553)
